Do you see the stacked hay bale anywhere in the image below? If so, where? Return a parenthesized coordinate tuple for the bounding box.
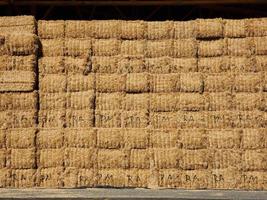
(0, 17, 264, 189)
(38, 20, 95, 187)
(36, 18, 267, 189)
(0, 16, 38, 187)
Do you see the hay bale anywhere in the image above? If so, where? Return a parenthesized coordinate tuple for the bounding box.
(38, 110, 65, 128)
(247, 18, 267, 37)
(123, 93, 149, 111)
(65, 109, 94, 128)
(240, 171, 267, 190)
(147, 21, 173, 40)
(97, 128, 124, 149)
(0, 169, 11, 187)
(198, 39, 225, 57)
(227, 56, 256, 72)
(243, 150, 267, 171)
(39, 74, 66, 93)
(204, 74, 233, 92)
(233, 73, 262, 92)
(150, 74, 179, 93)
(3, 33, 38, 56)
(0, 92, 37, 110)
(209, 168, 241, 189)
(178, 129, 207, 149)
(173, 39, 197, 58)
(196, 18, 223, 38)
(96, 92, 124, 110)
(225, 38, 253, 56)
(65, 148, 97, 168)
(224, 19, 247, 38)
(6, 129, 35, 149)
(38, 20, 65, 39)
(179, 93, 205, 111)
(97, 169, 126, 187)
(93, 39, 120, 56)
(41, 39, 64, 57)
(181, 170, 209, 189)
(207, 111, 232, 129)
(36, 167, 64, 187)
(178, 111, 208, 129)
(198, 57, 227, 73)
(234, 92, 261, 110)
(37, 129, 63, 149)
(206, 92, 232, 111)
(208, 129, 241, 149)
(121, 40, 145, 56)
(255, 55, 267, 72)
(91, 20, 121, 39)
(126, 73, 149, 93)
(121, 20, 145, 40)
(67, 74, 95, 92)
(121, 111, 148, 128)
(0, 16, 35, 27)
(150, 112, 178, 129)
(180, 149, 209, 170)
(210, 149, 242, 169)
(158, 169, 182, 188)
(65, 128, 96, 148)
(92, 56, 118, 73)
(76, 169, 96, 187)
(241, 128, 267, 149)
(174, 20, 196, 39)
(125, 169, 149, 188)
(65, 21, 87, 38)
(39, 57, 65, 74)
(150, 129, 179, 148)
(96, 74, 126, 92)
(0, 71, 35, 92)
(146, 57, 171, 74)
(117, 57, 146, 73)
(5, 110, 37, 129)
(180, 73, 203, 93)
(150, 93, 178, 112)
(172, 58, 197, 73)
(11, 169, 36, 188)
(146, 40, 172, 57)
(98, 149, 129, 169)
(153, 148, 180, 168)
(125, 128, 149, 149)
(38, 149, 63, 168)
(0, 25, 35, 35)
(0, 55, 36, 71)
(130, 149, 150, 169)
(65, 39, 92, 57)
(40, 92, 66, 110)
(231, 111, 264, 128)
(253, 36, 267, 55)
(66, 91, 95, 109)
(9, 148, 35, 169)
(95, 110, 121, 128)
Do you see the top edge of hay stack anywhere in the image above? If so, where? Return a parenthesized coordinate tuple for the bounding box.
(0, 16, 266, 190)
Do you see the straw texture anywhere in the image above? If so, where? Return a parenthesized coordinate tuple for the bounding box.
(0, 17, 266, 190)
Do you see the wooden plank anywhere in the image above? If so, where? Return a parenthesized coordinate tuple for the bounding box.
(8, 0, 267, 6)
(0, 189, 267, 199)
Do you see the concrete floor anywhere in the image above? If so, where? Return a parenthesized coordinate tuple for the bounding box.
(0, 188, 267, 200)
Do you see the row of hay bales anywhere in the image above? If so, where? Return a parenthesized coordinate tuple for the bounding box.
(0, 16, 266, 189)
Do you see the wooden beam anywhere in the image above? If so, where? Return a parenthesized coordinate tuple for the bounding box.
(7, 0, 267, 6)
(0, 189, 267, 199)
